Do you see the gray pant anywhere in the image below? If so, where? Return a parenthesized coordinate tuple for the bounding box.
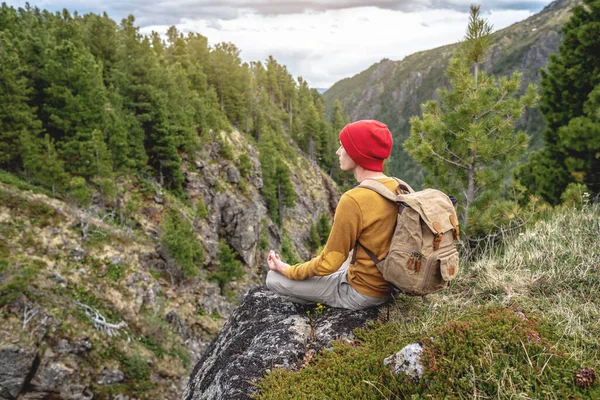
(265, 258, 389, 310)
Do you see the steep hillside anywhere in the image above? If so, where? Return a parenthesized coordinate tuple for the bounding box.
(324, 0, 578, 186)
(0, 129, 337, 400)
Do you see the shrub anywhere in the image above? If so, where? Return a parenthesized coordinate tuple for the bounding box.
(196, 197, 208, 220)
(280, 231, 300, 265)
(238, 154, 253, 178)
(161, 210, 204, 278)
(209, 241, 245, 292)
(0, 259, 43, 307)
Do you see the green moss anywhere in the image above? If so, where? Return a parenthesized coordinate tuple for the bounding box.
(256, 307, 600, 399)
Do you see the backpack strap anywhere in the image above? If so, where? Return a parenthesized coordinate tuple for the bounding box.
(352, 177, 414, 265)
(358, 179, 398, 202)
(351, 240, 381, 265)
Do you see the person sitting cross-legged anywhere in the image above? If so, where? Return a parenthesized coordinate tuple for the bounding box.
(266, 120, 409, 310)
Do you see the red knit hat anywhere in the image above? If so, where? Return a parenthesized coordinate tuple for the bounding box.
(339, 120, 393, 172)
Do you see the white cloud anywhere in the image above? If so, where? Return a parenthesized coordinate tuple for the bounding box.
(142, 6, 538, 87)
(7, 0, 552, 87)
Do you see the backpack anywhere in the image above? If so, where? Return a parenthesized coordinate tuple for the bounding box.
(352, 178, 460, 297)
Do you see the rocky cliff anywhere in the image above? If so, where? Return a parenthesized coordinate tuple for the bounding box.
(0, 129, 338, 399)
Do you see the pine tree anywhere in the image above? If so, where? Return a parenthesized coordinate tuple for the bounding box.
(38, 13, 107, 174)
(21, 133, 68, 195)
(405, 5, 538, 232)
(307, 223, 320, 253)
(0, 28, 41, 169)
(209, 241, 245, 292)
(518, 0, 600, 202)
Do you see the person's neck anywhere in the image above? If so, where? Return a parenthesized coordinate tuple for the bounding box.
(353, 167, 388, 183)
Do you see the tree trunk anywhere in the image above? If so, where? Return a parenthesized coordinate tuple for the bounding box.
(467, 164, 475, 212)
(309, 137, 316, 161)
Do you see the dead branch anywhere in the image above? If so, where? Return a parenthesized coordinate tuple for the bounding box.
(74, 301, 127, 337)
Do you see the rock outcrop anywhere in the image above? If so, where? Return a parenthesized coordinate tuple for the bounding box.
(184, 287, 381, 400)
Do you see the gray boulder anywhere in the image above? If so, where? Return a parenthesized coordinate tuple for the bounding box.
(184, 287, 380, 400)
(0, 347, 38, 398)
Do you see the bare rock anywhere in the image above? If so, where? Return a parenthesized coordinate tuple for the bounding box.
(28, 359, 74, 394)
(184, 287, 380, 400)
(0, 386, 15, 400)
(383, 342, 424, 381)
(0, 347, 38, 398)
(97, 369, 124, 386)
(226, 166, 240, 184)
(61, 384, 93, 400)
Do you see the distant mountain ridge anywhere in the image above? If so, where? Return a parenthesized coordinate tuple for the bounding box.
(324, 0, 579, 186)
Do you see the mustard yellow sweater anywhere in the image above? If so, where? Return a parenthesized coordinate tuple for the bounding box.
(283, 178, 399, 297)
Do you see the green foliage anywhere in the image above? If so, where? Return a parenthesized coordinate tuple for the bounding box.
(0, 3, 339, 215)
(0, 169, 53, 196)
(316, 213, 331, 246)
(161, 210, 204, 278)
(105, 261, 126, 282)
(68, 176, 92, 207)
(218, 134, 234, 160)
(419, 307, 598, 398)
(517, 0, 600, 204)
(195, 197, 209, 220)
(237, 154, 253, 178)
(405, 6, 539, 235)
(307, 223, 320, 253)
(259, 128, 296, 225)
(0, 259, 44, 307)
(209, 241, 245, 291)
(258, 224, 270, 251)
(280, 230, 300, 265)
(560, 182, 591, 207)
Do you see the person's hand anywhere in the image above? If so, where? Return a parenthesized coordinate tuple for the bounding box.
(267, 250, 289, 274)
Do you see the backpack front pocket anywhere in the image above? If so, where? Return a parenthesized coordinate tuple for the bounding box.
(437, 250, 459, 281)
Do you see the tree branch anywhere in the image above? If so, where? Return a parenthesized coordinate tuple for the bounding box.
(475, 91, 508, 121)
(419, 133, 468, 170)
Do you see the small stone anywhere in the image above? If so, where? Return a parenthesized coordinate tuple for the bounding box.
(108, 255, 125, 266)
(72, 337, 92, 354)
(71, 246, 86, 261)
(97, 370, 124, 386)
(383, 342, 424, 381)
(48, 273, 67, 288)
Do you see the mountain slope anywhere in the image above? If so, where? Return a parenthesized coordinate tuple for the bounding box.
(324, 0, 578, 186)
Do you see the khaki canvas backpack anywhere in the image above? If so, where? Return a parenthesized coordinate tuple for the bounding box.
(353, 178, 460, 297)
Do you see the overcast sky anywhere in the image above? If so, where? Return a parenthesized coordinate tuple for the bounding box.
(7, 0, 554, 88)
